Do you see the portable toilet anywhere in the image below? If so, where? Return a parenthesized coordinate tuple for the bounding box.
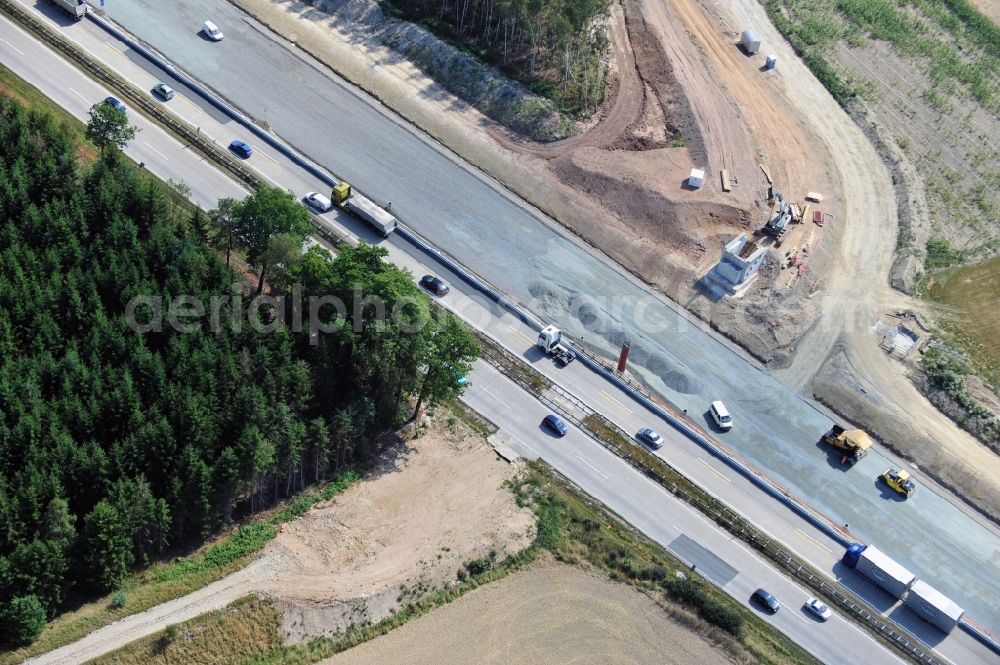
(741, 30, 761, 54)
(688, 168, 705, 188)
(765, 54, 777, 70)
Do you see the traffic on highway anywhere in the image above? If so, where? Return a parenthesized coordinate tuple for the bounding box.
(3, 1, 998, 662)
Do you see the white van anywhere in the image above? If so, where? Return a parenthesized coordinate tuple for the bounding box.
(710, 401, 732, 431)
(203, 21, 224, 41)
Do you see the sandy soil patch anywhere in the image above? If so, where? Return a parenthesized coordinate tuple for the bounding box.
(30, 415, 534, 664)
(968, 0, 1000, 28)
(263, 417, 536, 643)
(318, 562, 734, 665)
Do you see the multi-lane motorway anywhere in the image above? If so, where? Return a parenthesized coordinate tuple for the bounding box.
(82, 0, 1000, 633)
(1, 2, 997, 662)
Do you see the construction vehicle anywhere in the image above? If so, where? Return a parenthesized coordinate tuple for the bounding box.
(537, 326, 577, 367)
(763, 191, 793, 244)
(880, 467, 916, 498)
(331, 183, 397, 237)
(821, 425, 872, 465)
(46, 0, 87, 19)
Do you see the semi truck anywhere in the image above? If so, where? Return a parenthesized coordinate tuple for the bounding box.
(821, 424, 872, 465)
(331, 182, 397, 237)
(46, 0, 88, 19)
(842, 543, 915, 599)
(537, 326, 577, 367)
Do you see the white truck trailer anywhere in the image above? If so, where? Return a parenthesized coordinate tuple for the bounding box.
(47, 0, 88, 19)
(842, 543, 915, 599)
(331, 183, 397, 237)
(904, 580, 964, 633)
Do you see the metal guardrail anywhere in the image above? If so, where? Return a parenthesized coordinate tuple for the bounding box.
(0, 0, 262, 190)
(8, 0, 997, 657)
(476, 338, 943, 664)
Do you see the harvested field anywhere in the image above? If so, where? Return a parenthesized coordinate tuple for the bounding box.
(926, 255, 1000, 390)
(318, 562, 734, 665)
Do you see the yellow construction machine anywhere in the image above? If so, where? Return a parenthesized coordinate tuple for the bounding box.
(821, 425, 873, 465)
(880, 467, 916, 498)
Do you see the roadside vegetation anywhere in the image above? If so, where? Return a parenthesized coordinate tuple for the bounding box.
(768, 0, 1000, 439)
(90, 463, 818, 665)
(0, 86, 479, 652)
(381, 0, 610, 119)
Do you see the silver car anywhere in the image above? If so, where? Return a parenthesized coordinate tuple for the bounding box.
(804, 597, 832, 621)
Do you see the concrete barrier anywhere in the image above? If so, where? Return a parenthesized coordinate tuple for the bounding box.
(13, 3, 995, 656)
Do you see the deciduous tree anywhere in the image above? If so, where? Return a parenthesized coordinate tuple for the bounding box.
(85, 102, 137, 157)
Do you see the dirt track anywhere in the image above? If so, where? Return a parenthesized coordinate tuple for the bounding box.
(28, 418, 534, 664)
(319, 562, 733, 665)
(233, 0, 1000, 518)
(695, 0, 1000, 500)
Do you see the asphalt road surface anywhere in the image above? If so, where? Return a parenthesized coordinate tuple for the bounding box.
(85, 0, 1000, 631)
(3, 6, 998, 661)
(463, 360, 908, 665)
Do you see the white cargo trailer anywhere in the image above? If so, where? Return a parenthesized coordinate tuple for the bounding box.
(904, 580, 964, 633)
(47, 0, 88, 19)
(331, 183, 397, 237)
(842, 544, 915, 599)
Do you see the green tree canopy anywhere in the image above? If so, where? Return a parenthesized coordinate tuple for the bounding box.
(1, 595, 46, 645)
(85, 102, 137, 156)
(231, 185, 312, 293)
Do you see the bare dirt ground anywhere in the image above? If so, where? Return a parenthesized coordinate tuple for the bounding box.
(319, 561, 734, 665)
(233, 0, 833, 358)
(265, 419, 535, 643)
(722, 0, 1000, 521)
(968, 0, 1000, 26)
(29, 415, 535, 664)
(227, 0, 1000, 521)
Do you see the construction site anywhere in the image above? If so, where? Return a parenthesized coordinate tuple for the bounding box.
(224, 0, 1000, 529)
(5, 0, 1000, 662)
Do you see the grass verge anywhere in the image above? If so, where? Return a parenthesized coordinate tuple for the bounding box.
(91, 463, 818, 665)
(0, 471, 358, 665)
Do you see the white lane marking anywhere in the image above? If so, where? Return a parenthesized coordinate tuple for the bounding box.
(574, 453, 609, 479)
(160, 132, 183, 150)
(696, 457, 731, 483)
(479, 386, 510, 409)
(0, 39, 24, 55)
(102, 41, 127, 60)
(142, 141, 168, 161)
(69, 87, 90, 103)
(256, 170, 280, 186)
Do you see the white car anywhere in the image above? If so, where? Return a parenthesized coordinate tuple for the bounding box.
(203, 21, 224, 41)
(304, 192, 334, 212)
(804, 597, 833, 621)
(710, 400, 732, 431)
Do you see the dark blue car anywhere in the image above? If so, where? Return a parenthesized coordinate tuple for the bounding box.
(542, 414, 567, 437)
(104, 96, 127, 114)
(229, 140, 252, 159)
